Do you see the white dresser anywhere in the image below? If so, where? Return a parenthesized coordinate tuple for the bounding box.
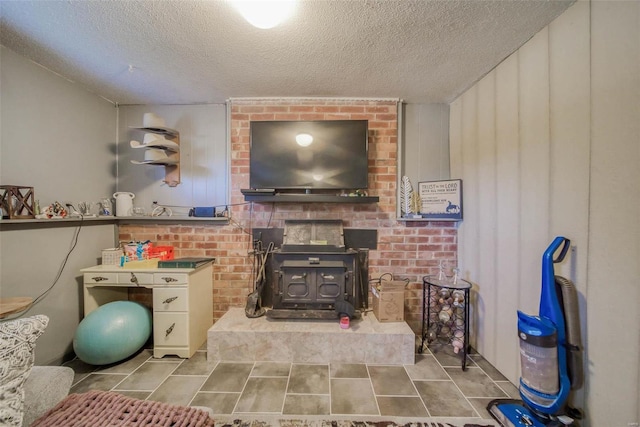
(81, 262, 213, 358)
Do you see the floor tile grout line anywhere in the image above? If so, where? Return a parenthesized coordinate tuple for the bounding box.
(464, 362, 512, 401)
(105, 353, 157, 392)
(449, 354, 514, 402)
(494, 382, 517, 399)
(250, 375, 290, 378)
(71, 350, 155, 388)
(170, 374, 211, 378)
(363, 363, 381, 417)
(278, 363, 293, 415)
(230, 361, 257, 414)
(438, 357, 483, 418)
(186, 358, 220, 406)
(403, 363, 432, 417)
(114, 357, 185, 399)
(465, 394, 512, 399)
(193, 391, 241, 394)
(328, 374, 334, 416)
(286, 392, 331, 396)
(466, 357, 513, 396)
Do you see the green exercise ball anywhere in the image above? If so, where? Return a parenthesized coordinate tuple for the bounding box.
(73, 301, 152, 365)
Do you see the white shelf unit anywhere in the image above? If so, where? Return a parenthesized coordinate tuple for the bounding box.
(130, 123, 181, 187)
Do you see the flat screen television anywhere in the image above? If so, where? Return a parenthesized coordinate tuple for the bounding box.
(249, 120, 369, 191)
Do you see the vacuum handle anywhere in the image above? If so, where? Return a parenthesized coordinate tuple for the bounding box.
(553, 237, 571, 263)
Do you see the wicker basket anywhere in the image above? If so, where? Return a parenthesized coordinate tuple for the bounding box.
(102, 248, 123, 266)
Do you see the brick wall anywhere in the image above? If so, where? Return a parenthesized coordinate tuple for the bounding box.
(119, 98, 457, 334)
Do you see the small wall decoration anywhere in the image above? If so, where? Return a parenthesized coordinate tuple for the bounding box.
(400, 176, 414, 217)
(418, 179, 463, 221)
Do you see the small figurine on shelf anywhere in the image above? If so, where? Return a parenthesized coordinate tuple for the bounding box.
(78, 202, 95, 217)
(36, 201, 68, 219)
(98, 198, 112, 216)
(410, 191, 422, 217)
(400, 176, 413, 217)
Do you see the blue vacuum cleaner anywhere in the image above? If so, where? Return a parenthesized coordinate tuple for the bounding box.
(488, 237, 584, 426)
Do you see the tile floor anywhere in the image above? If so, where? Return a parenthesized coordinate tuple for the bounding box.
(63, 341, 519, 422)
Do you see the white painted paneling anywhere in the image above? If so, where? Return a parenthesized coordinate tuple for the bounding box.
(459, 87, 480, 350)
(402, 103, 450, 187)
(474, 72, 497, 357)
(460, 87, 478, 276)
(517, 28, 551, 316)
(402, 104, 422, 191)
(493, 53, 522, 380)
(448, 97, 464, 328)
(450, 1, 640, 424)
(117, 105, 227, 216)
(588, 0, 640, 423)
(449, 100, 463, 180)
(548, 2, 591, 282)
(547, 1, 591, 412)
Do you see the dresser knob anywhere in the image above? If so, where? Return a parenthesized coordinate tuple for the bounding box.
(162, 296, 178, 304)
(91, 276, 108, 282)
(162, 277, 178, 283)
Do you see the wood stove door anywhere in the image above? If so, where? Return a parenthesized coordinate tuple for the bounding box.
(315, 267, 347, 304)
(277, 261, 348, 308)
(280, 268, 314, 304)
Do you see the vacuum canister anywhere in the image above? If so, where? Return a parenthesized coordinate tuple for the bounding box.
(517, 311, 559, 396)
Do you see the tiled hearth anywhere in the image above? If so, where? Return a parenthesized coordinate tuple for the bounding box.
(207, 308, 415, 365)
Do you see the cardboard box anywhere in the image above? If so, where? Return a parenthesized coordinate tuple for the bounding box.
(372, 280, 406, 322)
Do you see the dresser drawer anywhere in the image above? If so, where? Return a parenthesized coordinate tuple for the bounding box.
(153, 288, 188, 312)
(154, 313, 188, 347)
(84, 272, 118, 285)
(154, 273, 188, 285)
(119, 272, 154, 286)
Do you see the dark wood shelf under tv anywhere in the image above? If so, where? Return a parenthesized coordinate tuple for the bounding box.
(242, 194, 379, 203)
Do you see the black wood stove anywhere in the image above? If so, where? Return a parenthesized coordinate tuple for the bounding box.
(266, 220, 368, 320)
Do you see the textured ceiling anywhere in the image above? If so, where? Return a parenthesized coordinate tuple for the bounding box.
(0, 0, 574, 105)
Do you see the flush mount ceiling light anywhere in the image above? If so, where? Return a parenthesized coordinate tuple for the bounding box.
(295, 133, 313, 147)
(231, 0, 297, 29)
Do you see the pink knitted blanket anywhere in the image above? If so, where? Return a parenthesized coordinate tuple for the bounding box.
(31, 390, 215, 427)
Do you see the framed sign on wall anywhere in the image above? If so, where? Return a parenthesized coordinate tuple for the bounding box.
(418, 179, 463, 221)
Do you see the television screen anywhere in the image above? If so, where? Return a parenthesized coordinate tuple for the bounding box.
(249, 120, 369, 191)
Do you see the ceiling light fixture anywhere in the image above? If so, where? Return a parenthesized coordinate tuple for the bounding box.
(231, 0, 296, 29)
(295, 133, 313, 147)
